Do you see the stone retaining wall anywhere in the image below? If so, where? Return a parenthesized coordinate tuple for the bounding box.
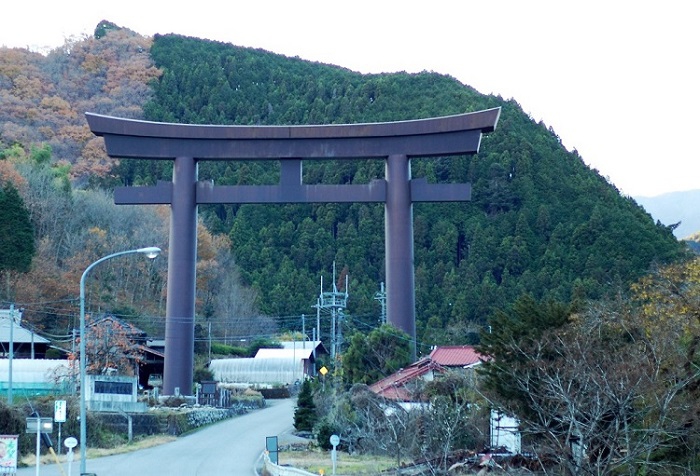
(96, 406, 250, 436)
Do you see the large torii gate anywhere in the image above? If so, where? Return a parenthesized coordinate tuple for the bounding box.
(87, 107, 500, 395)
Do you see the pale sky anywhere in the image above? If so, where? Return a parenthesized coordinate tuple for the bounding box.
(1, 1, 697, 197)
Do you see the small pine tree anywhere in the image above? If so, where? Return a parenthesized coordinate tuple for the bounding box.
(293, 379, 317, 432)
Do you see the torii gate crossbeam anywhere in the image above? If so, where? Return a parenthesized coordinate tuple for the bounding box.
(87, 108, 500, 396)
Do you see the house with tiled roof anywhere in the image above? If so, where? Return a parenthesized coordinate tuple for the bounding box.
(368, 345, 487, 402)
(368, 345, 521, 453)
(429, 345, 486, 369)
(87, 315, 163, 380)
(430, 347, 519, 453)
(368, 357, 445, 402)
(1, 309, 53, 359)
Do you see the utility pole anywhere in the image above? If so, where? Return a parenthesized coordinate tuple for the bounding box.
(8, 304, 15, 405)
(315, 296, 321, 345)
(313, 263, 349, 360)
(312, 327, 317, 374)
(301, 314, 306, 348)
(374, 282, 387, 324)
(71, 328, 77, 395)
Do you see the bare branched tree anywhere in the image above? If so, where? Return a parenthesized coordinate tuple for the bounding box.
(482, 298, 700, 476)
(341, 385, 421, 472)
(420, 372, 489, 473)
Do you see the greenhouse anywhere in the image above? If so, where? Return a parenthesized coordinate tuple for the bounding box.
(0, 359, 73, 396)
(209, 357, 306, 386)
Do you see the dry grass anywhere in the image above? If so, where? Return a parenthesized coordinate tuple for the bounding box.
(20, 435, 177, 467)
(22, 435, 397, 475)
(280, 449, 399, 475)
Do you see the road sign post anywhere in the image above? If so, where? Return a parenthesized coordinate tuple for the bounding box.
(329, 434, 340, 476)
(64, 436, 78, 476)
(54, 400, 66, 455)
(266, 436, 279, 465)
(26, 416, 53, 476)
(319, 366, 328, 391)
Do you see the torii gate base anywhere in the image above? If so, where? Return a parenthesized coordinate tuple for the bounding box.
(87, 108, 500, 395)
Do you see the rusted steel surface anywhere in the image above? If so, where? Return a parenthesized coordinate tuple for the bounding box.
(385, 154, 416, 347)
(163, 157, 198, 396)
(196, 180, 387, 204)
(87, 108, 499, 139)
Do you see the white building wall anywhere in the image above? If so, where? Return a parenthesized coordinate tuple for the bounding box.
(490, 410, 521, 454)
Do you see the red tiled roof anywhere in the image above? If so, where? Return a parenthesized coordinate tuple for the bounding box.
(429, 345, 485, 367)
(369, 358, 445, 401)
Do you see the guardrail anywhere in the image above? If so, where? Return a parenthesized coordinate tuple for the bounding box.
(261, 452, 317, 476)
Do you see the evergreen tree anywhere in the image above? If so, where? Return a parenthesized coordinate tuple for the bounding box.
(0, 182, 35, 275)
(476, 295, 573, 415)
(293, 379, 317, 432)
(343, 325, 412, 385)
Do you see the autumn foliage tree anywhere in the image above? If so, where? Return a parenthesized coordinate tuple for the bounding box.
(631, 257, 700, 356)
(630, 257, 700, 441)
(74, 316, 145, 375)
(1, 23, 161, 184)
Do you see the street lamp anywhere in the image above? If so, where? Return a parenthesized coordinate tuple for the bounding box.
(79, 246, 161, 474)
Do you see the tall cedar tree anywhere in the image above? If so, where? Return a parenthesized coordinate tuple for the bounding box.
(0, 182, 35, 275)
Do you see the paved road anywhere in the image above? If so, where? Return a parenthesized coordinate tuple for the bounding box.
(17, 398, 298, 476)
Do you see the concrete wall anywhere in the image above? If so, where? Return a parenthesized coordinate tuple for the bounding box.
(86, 374, 147, 412)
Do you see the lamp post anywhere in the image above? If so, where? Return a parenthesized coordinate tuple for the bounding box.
(79, 246, 161, 475)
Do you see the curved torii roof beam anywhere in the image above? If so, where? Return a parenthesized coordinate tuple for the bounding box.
(87, 108, 500, 159)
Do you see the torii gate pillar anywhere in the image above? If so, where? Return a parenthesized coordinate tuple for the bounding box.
(165, 156, 198, 395)
(87, 108, 500, 395)
(385, 154, 415, 341)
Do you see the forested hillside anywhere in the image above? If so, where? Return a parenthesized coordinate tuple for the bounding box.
(0, 25, 687, 351)
(134, 33, 684, 347)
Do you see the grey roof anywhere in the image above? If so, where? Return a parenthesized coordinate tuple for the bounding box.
(279, 340, 328, 354)
(255, 348, 315, 360)
(0, 318, 50, 344)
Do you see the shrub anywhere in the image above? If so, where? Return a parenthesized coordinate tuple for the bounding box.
(316, 420, 340, 450)
(210, 342, 247, 356)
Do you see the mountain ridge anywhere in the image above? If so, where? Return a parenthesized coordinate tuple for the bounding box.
(635, 189, 700, 239)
